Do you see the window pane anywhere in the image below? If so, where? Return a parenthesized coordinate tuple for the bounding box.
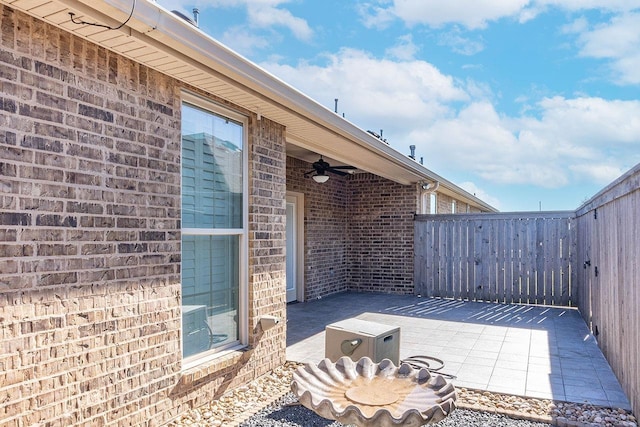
(181, 235, 239, 358)
(430, 194, 437, 214)
(182, 103, 243, 229)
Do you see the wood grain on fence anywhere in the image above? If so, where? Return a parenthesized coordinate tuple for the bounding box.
(414, 211, 577, 306)
(575, 163, 640, 417)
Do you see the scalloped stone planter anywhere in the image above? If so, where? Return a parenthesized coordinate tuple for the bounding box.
(291, 356, 457, 427)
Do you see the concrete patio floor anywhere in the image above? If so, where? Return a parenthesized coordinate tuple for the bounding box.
(286, 292, 631, 410)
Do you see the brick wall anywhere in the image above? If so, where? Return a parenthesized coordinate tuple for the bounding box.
(346, 173, 416, 294)
(0, 5, 286, 425)
(286, 157, 349, 300)
(246, 116, 287, 370)
(468, 203, 482, 213)
(422, 191, 482, 214)
(286, 159, 417, 298)
(437, 192, 455, 214)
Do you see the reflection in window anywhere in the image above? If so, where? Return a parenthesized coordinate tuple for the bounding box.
(181, 235, 239, 357)
(181, 104, 243, 229)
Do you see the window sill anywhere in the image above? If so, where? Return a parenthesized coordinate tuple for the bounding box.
(178, 345, 251, 387)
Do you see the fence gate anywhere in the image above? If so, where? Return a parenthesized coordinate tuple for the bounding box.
(414, 212, 577, 306)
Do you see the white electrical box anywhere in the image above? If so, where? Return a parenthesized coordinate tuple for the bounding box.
(325, 318, 400, 365)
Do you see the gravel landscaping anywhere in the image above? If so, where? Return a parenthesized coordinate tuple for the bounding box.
(171, 362, 637, 427)
(240, 393, 552, 427)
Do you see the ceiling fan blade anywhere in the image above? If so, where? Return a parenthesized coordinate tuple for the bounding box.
(306, 155, 356, 178)
(327, 168, 349, 176)
(329, 165, 357, 170)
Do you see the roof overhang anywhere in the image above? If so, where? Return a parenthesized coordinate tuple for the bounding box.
(2, 0, 497, 212)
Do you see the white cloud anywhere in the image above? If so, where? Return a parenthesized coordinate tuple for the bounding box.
(263, 49, 640, 190)
(414, 102, 566, 187)
(399, 0, 528, 29)
(385, 34, 419, 60)
(463, 79, 494, 100)
(573, 13, 640, 84)
(611, 54, 640, 85)
(534, 0, 640, 12)
(261, 48, 468, 131)
(560, 17, 589, 34)
(576, 14, 640, 58)
(569, 164, 626, 184)
(420, 97, 640, 188)
(457, 181, 502, 209)
(247, 4, 313, 41)
(219, 26, 271, 56)
(358, 0, 529, 29)
(438, 28, 485, 56)
(531, 96, 640, 145)
(157, 0, 313, 42)
(357, 1, 396, 29)
(357, 0, 640, 29)
(354, 1, 640, 87)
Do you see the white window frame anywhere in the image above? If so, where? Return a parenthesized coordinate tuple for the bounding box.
(430, 193, 437, 214)
(180, 92, 249, 369)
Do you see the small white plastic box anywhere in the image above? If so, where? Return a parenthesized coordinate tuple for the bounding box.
(325, 318, 400, 365)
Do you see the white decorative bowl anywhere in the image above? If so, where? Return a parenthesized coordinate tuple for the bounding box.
(291, 356, 457, 427)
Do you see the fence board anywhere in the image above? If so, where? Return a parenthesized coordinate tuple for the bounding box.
(534, 217, 543, 304)
(415, 211, 576, 306)
(460, 221, 471, 301)
(489, 219, 499, 302)
(495, 219, 506, 302)
(451, 219, 461, 300)
(504, 220, 515, 304)
(473, 220, 483, 301)
(516, 221, 524, 302)
(549, 220, 559, 305)
(446, 219, 455, 299)
(523, 218, 534, 304)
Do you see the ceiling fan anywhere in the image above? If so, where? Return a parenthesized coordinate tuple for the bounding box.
(304, 156, 356, 183)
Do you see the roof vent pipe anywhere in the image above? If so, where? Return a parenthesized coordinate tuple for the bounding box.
(193, 8, 199, 27)
(409, 145, 416, 160)
(171, 10, 197, 26)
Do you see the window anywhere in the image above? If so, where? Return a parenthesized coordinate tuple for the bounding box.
(420, 192, 429, 214)
(180, 94, 247, 362)
(430, 193, 437, 214)
(451, 200, 457, 213)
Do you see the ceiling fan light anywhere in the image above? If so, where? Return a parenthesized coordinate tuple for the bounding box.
(312, 174, 329, 183)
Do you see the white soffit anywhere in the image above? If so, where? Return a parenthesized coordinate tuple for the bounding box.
(2, 0, 497, 211)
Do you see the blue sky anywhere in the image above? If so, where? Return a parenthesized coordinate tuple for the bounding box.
(159, 0, 640, 211)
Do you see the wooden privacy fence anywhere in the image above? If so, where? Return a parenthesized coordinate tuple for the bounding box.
(414, 212, 577, 306)
(575, 164, 640, 416)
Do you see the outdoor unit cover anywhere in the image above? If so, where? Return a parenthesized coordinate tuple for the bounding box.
(325, 319, 400, 365)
